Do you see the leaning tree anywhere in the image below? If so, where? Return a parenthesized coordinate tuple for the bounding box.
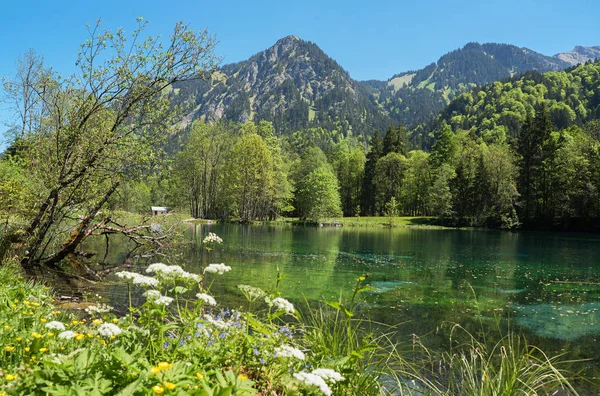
(1, 18, 219, 273)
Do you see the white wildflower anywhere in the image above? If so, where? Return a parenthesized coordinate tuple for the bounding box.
(238, 284, 266, 301)
(154, 296, 174, 306)
(45, 321, 66, 331)
(145, 263, 169, 273)
(85, 304, 113, 314)
(183, 272, 202, 282)
(271, 297, 294, 314)
(311, 368, 345, 383)
(203, 232, 223, 244)
(144, 290, 162, 301)
(204, 263, 231, 275)
(115, 271, 158, 287)
(98, 323, 123, 337)
(196, 293, 217, 306)
(58, 330, 76, 340)
(115, 271, 139, 281)
(293, 372, 332, 396)
(275, 345, 305, 360)
(132, 274, 159, 287)
(146, 263, 188, 281)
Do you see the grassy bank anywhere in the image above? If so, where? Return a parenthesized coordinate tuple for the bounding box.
(0, 233, 581, 395)
(183, 216, 453, 229)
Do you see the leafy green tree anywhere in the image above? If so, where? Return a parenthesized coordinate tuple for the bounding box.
(361, 131, 383, 215)
(296, 166, 342, 221)
(332, 140, 365, 216)
(384, 197, 399, 227)
(373, 152, 408, 215)
(449, 131, 482, 225)
(479, 143, 519, 228)
(226, 133, 275, 222)
(401, 150, 432, 216)
(174, 122, 232, 218)
(429, 164, 455, 220)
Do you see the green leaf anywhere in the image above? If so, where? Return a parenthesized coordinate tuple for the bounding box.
(325, 301, 354, 317)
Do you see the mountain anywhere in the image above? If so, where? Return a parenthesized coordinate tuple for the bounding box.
(369, 42, 573, 129)
(554, 46, 600, 66)
(172, 35, 390, 136)
(169, 37, 597, 140)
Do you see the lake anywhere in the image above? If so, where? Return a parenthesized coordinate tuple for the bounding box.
(84, 223, 600, 383)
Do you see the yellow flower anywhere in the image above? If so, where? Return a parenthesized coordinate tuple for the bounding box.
(30, 355, 36, 361)
(110, 335, 116, 340)
(14, 299, 19, 303)
(15, 337, 22, 342)
(10, 304, 16, 309)
(238, 374, 249, 381)
(93, 319, 103, 325)
(48, 332, 54, 337)
(39, 347, 48, 353)
(81, 319, 87, 323)
(87, 333, 93, 338)
(4, 346, 15, 352)
(52, 310, 61, 315)
(32, 332, 43, 339)
(24, 347, 30, 352)
(165, 382, 176, 390)
(41, 318, 47, 323)
(152, 385, 164, 394)
(112, 318, 119, 324)
(196, 372, 204, 380)
(29, 311, 34, 315)
(72, 320, 79, 325)
(157, 362, 173, 370)
(150, 367, 160, 375)
(32, 302, 40, 307)
(0, 391, 6, 396)
(5, 374, 18, 381)
(75, 333, 85, 341)
(3, 325, 10, 330)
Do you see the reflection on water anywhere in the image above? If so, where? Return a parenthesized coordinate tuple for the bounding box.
(79, 223, 600, 367)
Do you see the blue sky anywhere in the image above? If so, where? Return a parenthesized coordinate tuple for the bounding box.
(1, 0, 599, 141)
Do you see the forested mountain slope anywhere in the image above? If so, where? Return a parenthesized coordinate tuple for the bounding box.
(418, 60, 600, 146)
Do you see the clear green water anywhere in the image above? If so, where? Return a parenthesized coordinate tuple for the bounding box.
(83, 223, 600, 379)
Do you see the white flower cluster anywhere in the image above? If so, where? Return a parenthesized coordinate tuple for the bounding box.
(45, 321, 65, 331)
(85, 304, 114, 314)
(146, 263, 201, 282)
(275, 345, 305, 360)
(311, 368, 345, 383)
(154, 296, 174, 306)
(203, 232, 223, 244)
(115, 271, 159, 287)
(271, 297, 294, 314)
(144, 290, 161, 301)
(204, 263, 231, 275)
(196, 293, 217, 306)
(293, 372, 332, 396)
(98, 323, 123, 337)
(238, 284, 266, 301)
(58, 330, 76, 340)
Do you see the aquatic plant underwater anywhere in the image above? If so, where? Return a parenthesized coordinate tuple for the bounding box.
(0, 234, 583, 395)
